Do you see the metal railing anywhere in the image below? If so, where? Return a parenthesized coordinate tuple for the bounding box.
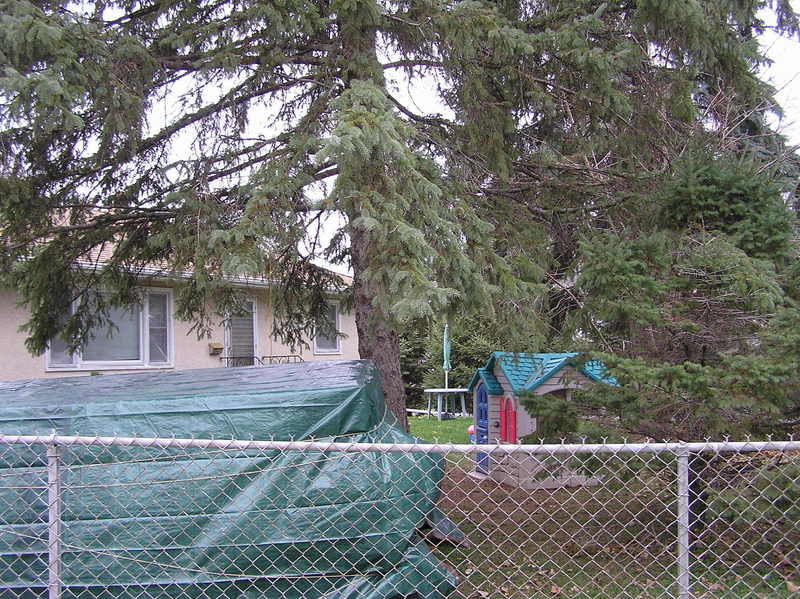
(219, 355, 264, 367)
(220, 354, 304, 367)
(261, 354, 304, 364)
(0, 434, 798, 598)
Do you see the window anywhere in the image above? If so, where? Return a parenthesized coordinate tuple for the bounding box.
(313, 303, 341, 355)
(224, 299, 257, 366)
(47, 289, 173, 370)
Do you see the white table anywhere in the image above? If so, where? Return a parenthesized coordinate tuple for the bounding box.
(421, 388, 469, 421)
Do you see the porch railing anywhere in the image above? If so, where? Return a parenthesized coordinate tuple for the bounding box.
(220, 354, 304, 367)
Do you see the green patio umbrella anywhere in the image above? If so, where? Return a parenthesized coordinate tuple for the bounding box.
(442, 323, 451, 389)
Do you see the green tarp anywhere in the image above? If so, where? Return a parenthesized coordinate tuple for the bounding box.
(0, 360, 455, 599)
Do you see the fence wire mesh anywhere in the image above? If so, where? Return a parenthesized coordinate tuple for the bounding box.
(0, 435, 798, 599)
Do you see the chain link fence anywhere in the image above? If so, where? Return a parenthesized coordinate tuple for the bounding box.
(0, 434, 798, 599)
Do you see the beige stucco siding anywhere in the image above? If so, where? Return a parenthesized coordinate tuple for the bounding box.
(0, 288, 45, 381)
(0, 287, 359, 382)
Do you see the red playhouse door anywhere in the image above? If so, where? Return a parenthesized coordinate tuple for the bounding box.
(500, 398, 517, 443)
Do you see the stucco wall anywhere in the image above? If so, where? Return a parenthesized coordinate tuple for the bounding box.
(0, 287, 359, 382)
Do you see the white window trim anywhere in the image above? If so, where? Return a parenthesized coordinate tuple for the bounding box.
(223, 297, 259, 359)
(313, 301, 342, 355)
(45, 288, 174, 372)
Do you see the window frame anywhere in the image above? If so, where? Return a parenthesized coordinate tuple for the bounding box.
(313, 301, 342, 356)
(45, 287, 174, 372)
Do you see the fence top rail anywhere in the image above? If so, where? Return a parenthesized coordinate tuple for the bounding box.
(0, 433, 798, 455)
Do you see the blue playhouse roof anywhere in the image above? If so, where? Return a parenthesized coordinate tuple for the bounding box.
(468, 352, 617, 394)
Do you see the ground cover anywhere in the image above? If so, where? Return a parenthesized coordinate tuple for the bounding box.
(409, 415, 472, 445)
(411, 418, 800, 598)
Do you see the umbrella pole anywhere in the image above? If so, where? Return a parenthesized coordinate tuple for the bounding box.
(442, 323, 451, 391)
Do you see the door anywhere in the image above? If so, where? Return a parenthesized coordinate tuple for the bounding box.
(475, 383, 489, 473)
(226, 300, 256, 366)
(499, 397, 517, 443)
(505, 397, 517, 443)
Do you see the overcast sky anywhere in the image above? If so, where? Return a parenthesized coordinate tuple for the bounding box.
(761, 12, 800, 145)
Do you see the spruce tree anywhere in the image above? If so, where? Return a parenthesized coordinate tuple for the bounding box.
(547, 153, 799, 440)
(2, 0, 796, 427)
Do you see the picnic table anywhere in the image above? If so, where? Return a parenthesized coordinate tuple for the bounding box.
(409, 388, 469, 421)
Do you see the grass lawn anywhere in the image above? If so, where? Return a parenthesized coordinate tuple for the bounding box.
(408, 415, 472, 444)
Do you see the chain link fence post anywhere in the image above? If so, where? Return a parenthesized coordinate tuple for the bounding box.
(676, 444, 692, 599)
(46, 441, 62, 599)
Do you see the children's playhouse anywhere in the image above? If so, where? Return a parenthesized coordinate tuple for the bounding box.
(467, 352, 616, 488)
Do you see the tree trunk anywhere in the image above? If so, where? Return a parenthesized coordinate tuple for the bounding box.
(350, 226, 409, 432)
(338, 5, 409, 431)
(546, 215, 580, 337)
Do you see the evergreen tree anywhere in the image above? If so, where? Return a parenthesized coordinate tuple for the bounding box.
(398, 318, 430, 408)
(661, 155, 794, 265)
(550, 154, 800, 440)
(2, 0, 796, 428)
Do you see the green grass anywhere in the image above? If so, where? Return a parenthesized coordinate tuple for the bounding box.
(408, 415, 472, 444)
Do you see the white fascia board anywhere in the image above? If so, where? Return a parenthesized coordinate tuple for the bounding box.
(72, 260, 350, 290)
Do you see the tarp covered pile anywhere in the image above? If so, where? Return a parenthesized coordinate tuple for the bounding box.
(0, 360, 455, 598)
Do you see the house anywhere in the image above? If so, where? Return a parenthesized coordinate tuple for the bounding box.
(468, 352, 616, 488)
(0, 271, 358, 382)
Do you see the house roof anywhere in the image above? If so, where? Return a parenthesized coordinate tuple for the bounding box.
(468, 352, 617, 394)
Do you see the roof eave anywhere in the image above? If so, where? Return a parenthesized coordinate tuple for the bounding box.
(493, 351, 528, 395)
(72, 260, 350, 291)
